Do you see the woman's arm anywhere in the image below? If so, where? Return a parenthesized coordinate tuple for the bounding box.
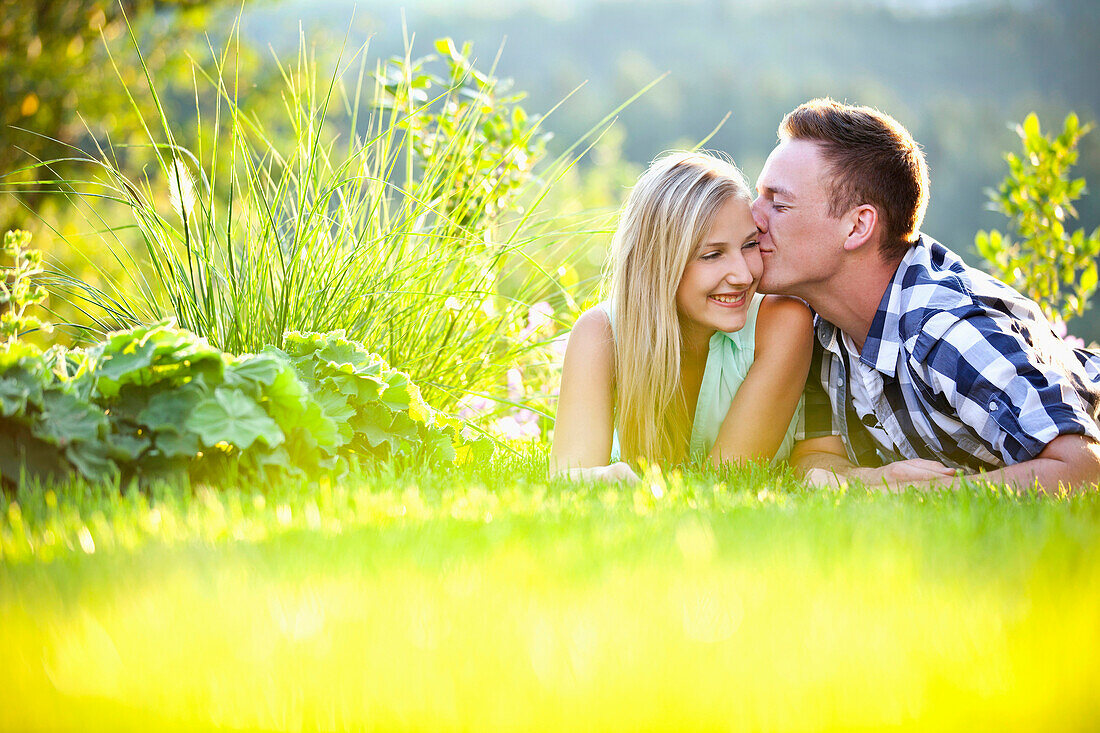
(708, 295, 814, 465)
(549, 307, 638, 482)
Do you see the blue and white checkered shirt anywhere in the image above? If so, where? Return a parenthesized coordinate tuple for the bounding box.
(799, 234, 1100, 470)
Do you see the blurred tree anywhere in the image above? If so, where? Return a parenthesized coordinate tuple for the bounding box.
(976, 113, 1100, 323)
(0, 0, 248, 232)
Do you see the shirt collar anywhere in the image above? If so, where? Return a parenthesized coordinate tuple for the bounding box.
(815, 236, 928, 378)
(858, 238, 927, 377)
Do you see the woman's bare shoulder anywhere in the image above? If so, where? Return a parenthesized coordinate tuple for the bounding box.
(568, 305, 614, 350)
(755, 295, 813, 353)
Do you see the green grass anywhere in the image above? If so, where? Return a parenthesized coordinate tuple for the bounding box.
(2, 456, 1099, 731)
(18, 29, 631, 413)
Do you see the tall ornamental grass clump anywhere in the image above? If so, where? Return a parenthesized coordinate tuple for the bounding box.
(1, 230, 486, 488)
(20, 24, 626, 411)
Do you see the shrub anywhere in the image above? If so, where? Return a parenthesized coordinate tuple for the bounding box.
(30, 29, 588, 415)
(975, 113, 1100, 322)
(0, 231, 488, 488)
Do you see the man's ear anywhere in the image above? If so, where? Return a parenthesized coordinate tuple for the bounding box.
(841, 205, 878, 253)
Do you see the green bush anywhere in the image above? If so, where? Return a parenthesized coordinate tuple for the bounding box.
(29, 31, 587, 414)
(0, 231, 489, 488)
(0, 321, 490, 488)
(975, 113, 1100, 322)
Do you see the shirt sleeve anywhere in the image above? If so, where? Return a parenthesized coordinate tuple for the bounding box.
(796, 337, 840, 441)
(914, 309, 1100, 464)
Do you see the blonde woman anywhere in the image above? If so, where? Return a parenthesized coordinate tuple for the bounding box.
(550, 152, 813, 482)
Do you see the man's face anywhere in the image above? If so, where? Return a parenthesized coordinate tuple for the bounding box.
(752, 138, 848, 297)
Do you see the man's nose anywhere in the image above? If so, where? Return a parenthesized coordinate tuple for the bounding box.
(750, 198, 767, 231)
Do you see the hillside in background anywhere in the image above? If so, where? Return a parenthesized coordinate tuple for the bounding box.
(238, 0, 1100, 334)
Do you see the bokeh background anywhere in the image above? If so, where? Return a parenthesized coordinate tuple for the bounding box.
(3, 0, 1099, 334)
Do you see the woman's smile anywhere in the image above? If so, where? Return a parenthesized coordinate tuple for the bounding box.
(708, 291, 749, 307)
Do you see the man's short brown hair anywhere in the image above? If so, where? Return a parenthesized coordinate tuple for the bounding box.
(780, 98, 930, 261)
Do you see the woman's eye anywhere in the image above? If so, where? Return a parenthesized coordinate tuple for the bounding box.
(742, 240, 759, 250)
(701, 250, 721, 261)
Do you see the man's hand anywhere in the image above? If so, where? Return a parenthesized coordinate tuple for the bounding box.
(806, 458, 957, 490)
(857, 459, 958, 487)
(562, 461, 641, 484)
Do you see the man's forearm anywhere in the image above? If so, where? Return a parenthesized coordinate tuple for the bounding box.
(793, 437, 960, 488)
(791, 449, 858, 477)
(906, 435, 1100, 495)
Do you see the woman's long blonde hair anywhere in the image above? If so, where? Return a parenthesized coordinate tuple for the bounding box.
(608, 151, 752, 463)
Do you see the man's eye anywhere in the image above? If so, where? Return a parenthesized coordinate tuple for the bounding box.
(773, 203, 789, 212)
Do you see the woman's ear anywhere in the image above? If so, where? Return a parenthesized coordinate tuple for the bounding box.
(842, 204, 878, 253)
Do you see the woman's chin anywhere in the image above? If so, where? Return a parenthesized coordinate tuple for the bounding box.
(707, 312, 748, 333)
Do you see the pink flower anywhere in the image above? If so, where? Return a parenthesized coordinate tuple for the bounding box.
(456, 395, 495, 420)
(507, 368, 524, 400)
(1051, 316, 1086, 349)
(519, 301, 554, 340)
(492, 414, 541, 441)
(549, 333, 569, 358)
(527, 301, 553, 330)
(513, 407, 539, 425)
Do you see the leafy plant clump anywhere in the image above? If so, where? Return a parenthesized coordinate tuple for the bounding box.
(30, 29, 589, 415)
(975, 112, 1100, 322)
(1, 229, 51, 345)
(0, 264, 489, 487)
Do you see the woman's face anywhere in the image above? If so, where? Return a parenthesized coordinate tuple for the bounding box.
(675, 196, 762, 337)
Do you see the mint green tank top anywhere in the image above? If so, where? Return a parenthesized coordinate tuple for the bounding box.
(604, 294, 801, 465)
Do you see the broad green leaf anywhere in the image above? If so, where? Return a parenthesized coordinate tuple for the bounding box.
(138, 387, 203, 432)
(96, 322, 225, 398)
(65, 441, 116, 482)
(187, 388, 284, 451)
(0, 422, 72, 485)
(387, 411, 420, 441)
(352, 402, 398, 450)
(244, 445, 294, 476)
(155, 429, 202, 459)
(294, 398, 341, 450)
(227, 353, 286, 387)
(263, 368, 310, 419)
(419, 424, 456, 464)
(106, 432, 151, 462)
(0, 340, 44, 372)
(0, 369, 44, 417)
(314, 389, 356, 423)
(96, 333, 159, 387)
(36, 390, 107, 447)
(407, 382, 432, 423)
(381, 373, 413, 411)
(334, 375, 361, 398)
(354, 376, 383, 403)
(319, 340, 369, 369)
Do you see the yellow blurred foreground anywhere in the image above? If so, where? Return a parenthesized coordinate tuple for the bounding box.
(1, 475, 1098, 731)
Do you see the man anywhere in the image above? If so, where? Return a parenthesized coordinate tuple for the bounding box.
(752, 98, 1100, 494)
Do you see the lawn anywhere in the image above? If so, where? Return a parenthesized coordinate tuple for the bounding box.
(2, 456, 1098, 732)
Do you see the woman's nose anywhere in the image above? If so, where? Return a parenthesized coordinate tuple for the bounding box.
(726, 254, 755, 286)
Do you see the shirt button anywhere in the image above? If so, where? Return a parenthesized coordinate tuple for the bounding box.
(836, 379, 844, 387)
(988, 401, 997, 411)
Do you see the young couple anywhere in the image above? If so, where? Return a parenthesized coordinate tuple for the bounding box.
(551, 98, 1100, 495)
